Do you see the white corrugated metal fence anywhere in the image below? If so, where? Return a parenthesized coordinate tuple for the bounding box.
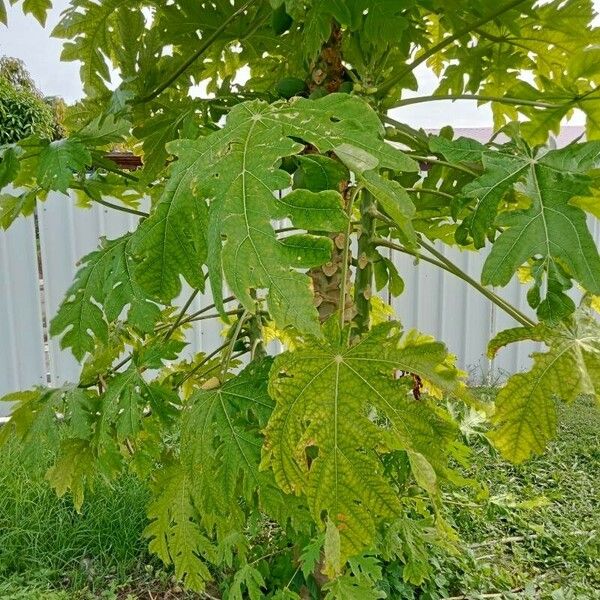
(1, 191, 599, 414)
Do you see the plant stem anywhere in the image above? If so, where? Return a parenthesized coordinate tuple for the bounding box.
(354, 190, 376, 333)
(93, 154, 140, 183)
(419, 238, 536, 327)
(111, 354, 133, 373)
(138, 0, 256, 103)
(247, 297, 267, 360)
(178, 341, 230, 387)
(181, 309, 248, 325)
(339, 186, 360, 333)
(406, 187, 453, 199)
(391, 94, 561, 110)
(442, 590, 524, 600)
(179, 295, 237, 326)
(374, 237, 535, 327)
(378, 0, 530, 96)
(375, 238, 448, 271)
(69, 184, 149, 218)
(221, 310, 249, 378)
(164, 289, 200, 340)
(185, 349, 249, 387)
(405, 153, 478, 176)
(82, 296, 238, 389)
(93, 197, 149, 217)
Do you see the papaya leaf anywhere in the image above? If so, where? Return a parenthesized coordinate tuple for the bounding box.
(457, 151, 528, 248)
(279, 234, 333, 268)
(0, 188, 37, 229)
(293, 154, 349, 192)
(300, 534, 324, 579)
(37, 138, 92, 193)
(264, 320, 464, 562)
(489, 306, 600, 462)
(52, 0, 146, 94)
(360, 170, 416, 244)
(21, 0, 52, 26)
(0, 386, 92, 447)
(229, 564, 267, 600)
(145, 464, 215, 592)
(181, 359, 275, 515)
(161, 94, 415, 334)
(481, 142, 600, 315)
(75, 114, 132, 146)
(46, 438, 96, 511)
(429, 135, 486, 164)
(0, 146, 19, 188)
(323, 574, 386, 600)
(487, 325, 545, 359)
(130, 147, 208, 302)
(50, 233, 161, 360)
(435, 139, 600, 319)
(275, 189, 347, 231)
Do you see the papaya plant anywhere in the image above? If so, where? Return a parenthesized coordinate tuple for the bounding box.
(1, 0, 600, 596)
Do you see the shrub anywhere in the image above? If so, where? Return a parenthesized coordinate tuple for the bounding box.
(0, 77, 54, 144)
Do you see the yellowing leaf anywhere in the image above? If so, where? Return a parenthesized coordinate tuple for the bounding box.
(324, 518, 342, 579)
(517, 265, 534, 284)
(570, 192, 600, 219)
(489, 306, 600, 462)
(264, 320, 464, 562)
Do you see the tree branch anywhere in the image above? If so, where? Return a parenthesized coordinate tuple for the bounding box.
(419, 237, 536, 327)
(406, 187, 453, 199)
(177, 341, 231, 388)
(178, 295, 237, 326)
(405, 153, 479, 176)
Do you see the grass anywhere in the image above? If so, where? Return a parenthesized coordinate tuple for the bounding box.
(0, 442, 191, 599)
(430, 394, 600, 599)
(0, 396, 597, 599)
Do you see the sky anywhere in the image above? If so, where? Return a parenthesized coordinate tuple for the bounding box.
(0, 1, 597, 128)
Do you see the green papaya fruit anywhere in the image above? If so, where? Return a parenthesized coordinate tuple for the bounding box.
(275, 77, 307, 99)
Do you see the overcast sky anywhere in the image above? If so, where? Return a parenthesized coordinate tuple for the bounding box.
(1, 1, 597, 128)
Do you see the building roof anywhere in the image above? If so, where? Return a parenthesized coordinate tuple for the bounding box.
(427, 126, 585, 146)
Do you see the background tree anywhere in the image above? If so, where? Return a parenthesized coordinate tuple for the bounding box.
(0, 56, 55, 143)
(1, 1, 599, 597)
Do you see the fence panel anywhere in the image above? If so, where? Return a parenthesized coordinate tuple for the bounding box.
(0, 212, 46, 410)
(1, 191, 600, 404)
(390, 244, 494, 378)
(36, 192, 217, 385)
